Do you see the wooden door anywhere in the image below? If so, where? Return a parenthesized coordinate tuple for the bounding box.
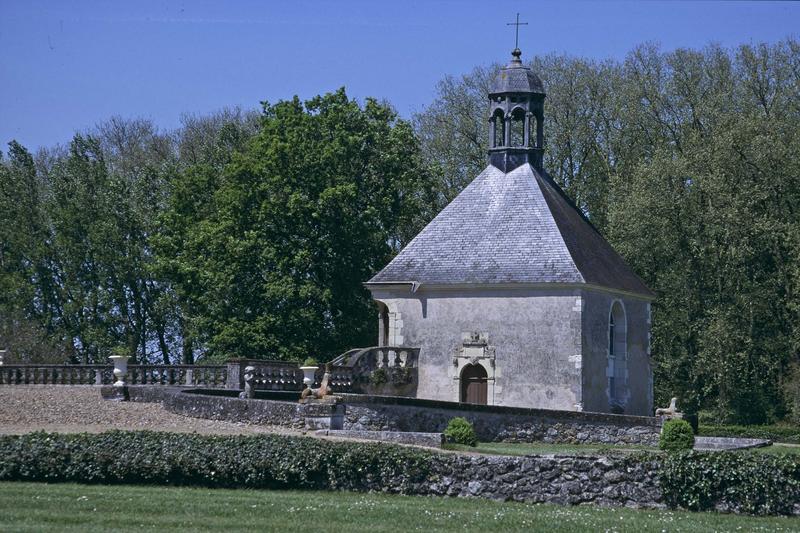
(460, 364, 488, 405)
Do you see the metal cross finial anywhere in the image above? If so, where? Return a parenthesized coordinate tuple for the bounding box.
(506, 13, 528, 49)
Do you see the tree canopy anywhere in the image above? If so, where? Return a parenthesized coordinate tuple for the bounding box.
(156, 89, 436, 361)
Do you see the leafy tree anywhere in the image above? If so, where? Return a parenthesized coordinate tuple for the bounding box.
(158, 89, 436, 362)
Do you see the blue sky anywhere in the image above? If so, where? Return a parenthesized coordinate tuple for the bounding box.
(1, 1, 798, 151)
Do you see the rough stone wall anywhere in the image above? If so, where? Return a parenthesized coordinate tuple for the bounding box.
(341, 397, 660, 446)
(163, 390, 306, 429)
(371, 286, 583, 411)
(581, 290, 653, 416)
(422, 454, 663, 508)
(146, 388, 660, 446)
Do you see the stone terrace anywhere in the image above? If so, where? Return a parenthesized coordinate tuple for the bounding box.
(0, 386, 298, 436)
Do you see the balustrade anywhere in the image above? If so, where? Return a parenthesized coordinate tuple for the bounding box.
(0, 364, 227, 387)
(0, 355, 406, 394)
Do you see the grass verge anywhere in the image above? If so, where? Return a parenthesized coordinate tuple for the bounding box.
(1, 481, 799, 532)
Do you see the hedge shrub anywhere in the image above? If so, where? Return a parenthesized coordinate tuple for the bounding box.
(0, 431, 438, 492)
(2, 431, 800, 516)
(660, 451, 800, 515)
(444, 417, 477, 447)
(659, 419, 695, 451)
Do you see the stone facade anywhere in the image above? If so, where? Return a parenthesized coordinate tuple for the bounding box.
(371, 285, 653, 416)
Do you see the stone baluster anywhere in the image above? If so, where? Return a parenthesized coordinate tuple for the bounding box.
(382, 348, 390, 368)
(185, 367, 194, 386)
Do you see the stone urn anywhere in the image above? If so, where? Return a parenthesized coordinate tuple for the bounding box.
(299, 366, 318, 389)
(109, 355, 130, 387)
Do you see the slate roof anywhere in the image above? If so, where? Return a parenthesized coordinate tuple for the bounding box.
(490, 50, 545, 95)
(367, 163, 654, 297)
(490, 62, 545, 95)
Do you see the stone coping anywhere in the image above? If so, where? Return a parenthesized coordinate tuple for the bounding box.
(316, 429, 444, 449)
(694, 436, 772, 451)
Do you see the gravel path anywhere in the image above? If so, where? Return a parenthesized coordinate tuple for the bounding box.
(0, 386, 303, 436)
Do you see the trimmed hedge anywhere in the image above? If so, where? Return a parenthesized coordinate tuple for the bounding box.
(660, 451, 800, 515)
(0, 431, 438, 492)
(699, 424, 800, 444)
(1, 431, 799, 515)
(659, 419, 695, 452)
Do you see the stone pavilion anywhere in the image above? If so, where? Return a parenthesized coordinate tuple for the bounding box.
(364, 46, 655, 416)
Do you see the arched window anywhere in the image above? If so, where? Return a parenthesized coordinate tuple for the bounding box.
(529, 114, 539, 148)
(491, 110, 505, 147)
(510, 107, 525, 147)
(377, 301, 390, 346)
(607, 301, 628, 410)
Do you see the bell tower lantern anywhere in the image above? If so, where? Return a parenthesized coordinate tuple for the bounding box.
(488, 44, 545, 173)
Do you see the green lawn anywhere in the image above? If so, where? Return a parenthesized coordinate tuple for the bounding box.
(746, 443, 800, 455)
(1, 482, 798, 532)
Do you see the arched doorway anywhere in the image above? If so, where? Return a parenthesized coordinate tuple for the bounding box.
(460, 364, 488, 405)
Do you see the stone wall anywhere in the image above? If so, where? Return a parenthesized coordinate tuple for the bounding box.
(151, 388, 660, 446)
(581, 290, 653, 416)
(423, 454, 663, 508)
(341, 394, 660, 446)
